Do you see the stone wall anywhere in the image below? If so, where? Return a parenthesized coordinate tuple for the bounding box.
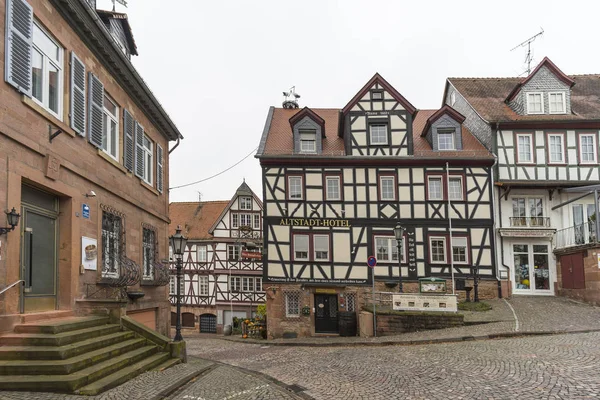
(376, 313, 464, 336)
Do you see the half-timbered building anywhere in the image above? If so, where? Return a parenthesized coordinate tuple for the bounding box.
(169, 182, 264, 333)
(444, 57, 600, 297)
(256, 74, 497, 338)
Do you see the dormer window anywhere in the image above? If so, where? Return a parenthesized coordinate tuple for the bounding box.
(371, 90, 383, 100)
(526, 92, 544, 114)
(370, 124, 388, 145)
(299, 129, 316, 153)
(437, 129, 455, 150)
(549, 92, 566, 114)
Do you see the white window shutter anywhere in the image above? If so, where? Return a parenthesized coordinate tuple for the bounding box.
(5, 0, 33, 96)
(88, 72, 104, 147)
(70, 52, 86, 136)
(157, 144, 164, 192)
(134, 121, 145, 178)
(123, 109, 134, 171)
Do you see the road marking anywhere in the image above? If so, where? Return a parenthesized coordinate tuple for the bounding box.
(503, 298, 520, 332)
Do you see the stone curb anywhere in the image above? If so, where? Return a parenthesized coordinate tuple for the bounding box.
(149, 360, 216, 400)
(216, 328, 600, 348)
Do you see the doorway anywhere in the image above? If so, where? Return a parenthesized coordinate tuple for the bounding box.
(512, 243, 552, 294)
(314, 294, 339, 333)
(20, 185, 59, 312)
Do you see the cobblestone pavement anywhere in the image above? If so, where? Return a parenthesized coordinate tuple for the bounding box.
(187, 332, 600, 399)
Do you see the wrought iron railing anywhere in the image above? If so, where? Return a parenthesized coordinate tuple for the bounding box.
(555, 222, 598, 249)
(141, 261, 171, 286)
(509, 217, 551, 228)
(87, 256, 142, 300)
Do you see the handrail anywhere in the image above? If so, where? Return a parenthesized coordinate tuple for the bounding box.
(0, 280, 24, 296)
(0, 280, 25, 314)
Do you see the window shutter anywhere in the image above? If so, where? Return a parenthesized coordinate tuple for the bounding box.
(123, 109, 134, 171)
(88, 72, 104, 147)
(156, 144, 164, 192)
(4, 0, 33, 96)
(70, 52, 86, 136)
(134, 121, 145, 178)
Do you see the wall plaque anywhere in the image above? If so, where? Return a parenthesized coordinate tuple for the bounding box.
(392, 294, 458, 313)
(45, 154, 60, 180)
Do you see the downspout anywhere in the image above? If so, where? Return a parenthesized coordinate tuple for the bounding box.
(169, 135, 181, 154)
(493, 122, 508, 298)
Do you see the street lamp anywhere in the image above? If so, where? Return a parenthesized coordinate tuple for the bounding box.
(169, 227, 188, 342)
(0, 208, 20, 235)
(393, 223, 405, 293)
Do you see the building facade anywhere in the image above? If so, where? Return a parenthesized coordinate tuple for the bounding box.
(444, 57, 600, 297)
(257, 74, 497, 338)
(169, 182, 264, 333)
(0, 0, 181, 335)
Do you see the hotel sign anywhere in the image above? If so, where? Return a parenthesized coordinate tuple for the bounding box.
(279, 218, 350, 227)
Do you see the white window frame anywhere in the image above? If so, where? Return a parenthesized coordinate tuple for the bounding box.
(239, 196, 252, 210)
(516, 133, 534, 164)
(427, 176, 444, 200)
(242, 276, 255, 292)
(372, 91, 383, 100)
(299, 129, 317, 153)
(32, 22, 64, 120)
(142, 228, 155, 280)
(548, 92, 566, 114)
(448, 176, 464, 201)
(101, 94, 119, 161)
(293, 234, 309, 261)
(142, 134, 153, 185)
(370, 124, 388, 145)
(255, 277, 263, 292)
(374, 236, 406, 263)
(198, 275, 209, 296)
(169, 276, 184, 296)
(288, 176, 303, 200)
(452, 237, 469, 265)
(548, 133, 565, 163)
(526, 92, 544, 114)
(253, 214, 260, 229)
(579, 133, 597, 164)
(239, 213, 252, 227)
(429, 236, 447, 264)
(437, 130, 455, 151)
(196, 245, 207, 262)
(325, 176, 341, 201)
(230, 276, 241, 292)
(313, 234, 330, 261)
(227, 244, 240, 261)
(379, 176, 396, 201)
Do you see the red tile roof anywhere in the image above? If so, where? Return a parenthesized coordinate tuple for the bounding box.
(169, 201, 228, 240)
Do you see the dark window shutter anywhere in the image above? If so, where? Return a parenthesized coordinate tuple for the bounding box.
(157, 144, 164, 192)
(88, 72, 104, 148)
(70, 52, 86, 136)
(123, 109, 134, 171)
(5, 0, 33, 96)
(134, 121, 145, 178)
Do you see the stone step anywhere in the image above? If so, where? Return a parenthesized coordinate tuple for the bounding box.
(0, 345, 159, 392)
(151, 357, 181, 372)
(76, 352, 171, 395)
(0, 331, 136, 360)
(14, 316, 110, 334)
(20, 310, 76, 324)
(0, 324, 121, 347)
(0, 337, 147, 375)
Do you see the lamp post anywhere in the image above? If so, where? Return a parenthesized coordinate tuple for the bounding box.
(169, 227, 188, 342)
(393, 223, 405, 293)
(0, 208, 20, 235)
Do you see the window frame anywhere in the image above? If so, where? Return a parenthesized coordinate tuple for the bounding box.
(371, 90, 384, 100)
(101, 210, 122, 279)
(577, 133, 598, 165)
(547, 132, 566, 165)
(437, 129, 456, 151)
(429, 236, 447, 264)
(239, 196, 252, 210)
(426, 173, 465, 201)
(324, 174, 342, 201)
(284, 291, 301, 318)
(101, 94, 119, 161)
(451, 236, 470, 265)
(292, 232, 331, 262)
(447, 176, 464, 201)
(548, 92, 566, 114)
(427, 175, 444, 201)
(198, 275, 209, 296)
(526, 92, 544, 115)
(299, 129, 317, 153)
(31, 21, 64, 120)
(515, 132, 535, 164)
(313, 234, 330, 261)
(373, 235, 407, 264)
(227, 244, 240, 261)
(230, 276, 241, 292)
(142, 134, 153, 185)
(242, 276, 255, 292)
(253, 214, 261, 230)
(287, 175, 304, 200)
(142, 227, 156, 280)
(378, 174, 396, 202)
(196, 245, 207, 263)
(369, 123, 389, 145)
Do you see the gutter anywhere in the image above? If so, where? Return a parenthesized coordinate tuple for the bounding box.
(494, 122, 508, 298)
(169, 136, 181, 154)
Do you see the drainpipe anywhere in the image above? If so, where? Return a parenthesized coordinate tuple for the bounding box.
(169, 135, 181, 155)
(492, 122, 507, 298)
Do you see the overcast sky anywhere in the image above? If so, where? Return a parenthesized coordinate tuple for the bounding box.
(98, 0, 600, 203)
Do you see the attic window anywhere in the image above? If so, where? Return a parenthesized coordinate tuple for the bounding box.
(437, 129, 455, 150)
(299, 129, 316, 153)
(370, 124, 388, 145)
(549, 92, 566, 114)
(371, 90, 383, 100)
(526, 92, 544, 114)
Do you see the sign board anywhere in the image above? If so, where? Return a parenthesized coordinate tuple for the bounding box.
(367, 256, 377, 268)
(82, 204, 90, 219)
(392, 294, 458, 313)
(315, 288, 337, 294)
(241, 250, 261, 260)
(81, 236, 97, 271)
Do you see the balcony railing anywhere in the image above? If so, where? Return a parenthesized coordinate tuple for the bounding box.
(509, 217, 551, 228)
(555, 222, 598, 249)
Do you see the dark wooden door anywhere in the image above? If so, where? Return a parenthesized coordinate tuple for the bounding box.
(560, 253, 585, 290)
(200, 314, 217, 333)
(315, 294, 339, 333)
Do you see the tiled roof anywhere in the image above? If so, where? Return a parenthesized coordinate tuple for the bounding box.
(169, 201, 228, 240)
(448, 74, 600, 122)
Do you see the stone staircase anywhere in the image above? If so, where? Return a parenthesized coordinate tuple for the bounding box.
(0, 315, 181, 395)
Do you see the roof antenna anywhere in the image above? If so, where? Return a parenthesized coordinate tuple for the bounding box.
(197, 191, 202, 202)
(282, 86, 301, 109)
(510, 28, 544, 76)
(111, 0, 128, 12)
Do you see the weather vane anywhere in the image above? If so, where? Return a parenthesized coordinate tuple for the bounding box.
(111, 0, 128, 12)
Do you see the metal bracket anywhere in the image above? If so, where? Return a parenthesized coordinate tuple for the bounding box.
(49, 125, 63, 143)
(502, 186, 512, 201)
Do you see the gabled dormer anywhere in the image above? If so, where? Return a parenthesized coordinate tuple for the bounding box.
(506, 57, 575, 116)
(289, 107, 326, 155)
(96, 10, 138, 59)
(421, 105, 466, 151)
(208, 181, 263, 238)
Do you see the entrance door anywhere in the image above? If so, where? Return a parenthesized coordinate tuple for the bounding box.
(314, 294, 339, 333)
(21, 185, 59, 312)
(512, 243, 552, 294)
(200, 314, 217, 333)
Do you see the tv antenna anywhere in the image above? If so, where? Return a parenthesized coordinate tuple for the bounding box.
(282, 86, 301, 109)
(510, 28, 544, 76)
(111, 0, 128, 12)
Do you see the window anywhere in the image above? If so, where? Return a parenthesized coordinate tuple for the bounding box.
(314, 235, 330, 261)
(228, 244, 240, 261)
(230, 276, 241, 292)
(169, 276, 184, 295)
(549, 92, 566, 114)
(102, 95, 119, 160)
(285, 291, 301, 317)
(239, 196, 252, 210)
(299, 129, 316, 152)
(253, 214, 260, 229)
(526, 93, 544, 114)
(428, 177, 443, 200)
(437, 129, 455, 150)
(288, 176, 303, 200)
(293, 233, 330, 262)
(326, 176, 341, 201)
(579, 134, 597, 164)
(198, 276, 209, 296)
(345, 293, 356, 312)
(452, 237, 468, 264)
(372, 91, 383, 100)
(242, 277, 255, 292)
(142, 228, 155, 280)
(232, 213, 239, 229)
(448, 177, 463, 201)
(516, 133, 533, 163)
(379, 176, 396, 201)
(142, 135, 153, 185)
(370, 124, 388, 145)
(32, 22, 63, 118)
(374, 236, 406, 263)
(169, 277, 176, 295)
(548, 134, 564, 163)
(197, 245, 207, 262)
(511, 197, 545, 227)
(430, 237, 447, 264)
(255, 277, 262, 292)
(101, 211, 122, 278)
(293, 235, 309, 261)
(240, 213, 252, 227)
